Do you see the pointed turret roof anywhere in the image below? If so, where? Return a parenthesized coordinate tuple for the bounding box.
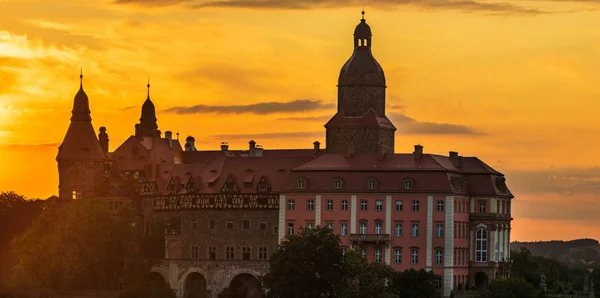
(56, 72, 107, 161)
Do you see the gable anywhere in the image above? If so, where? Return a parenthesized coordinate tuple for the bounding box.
(221, 174, 240, 193)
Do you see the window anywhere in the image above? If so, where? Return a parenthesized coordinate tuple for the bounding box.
(258, 247, 268, 260)
(361, 248, 367, 258)
(411, 248, 418, 264)
(404, 178, 415, 190)
(367, 179, 377, 189)
(375, 200, 383, 211)
(436, 224, 444, 238)
(272, 225, 278, 235)
(296, 179, 306, 189)
(394, 248, 402, 264)
(208, 246, 216, 260)
(227, 220, 234, 229)
(475, 228, 488, 262)
(191, 220, 199, 230)
(306, 222, 314, 233)
(395, 200, 403, 211)
(412, 200, 419, 211)
(341, 200, 348, 210)
(326, 200, 333, 210)
(360, 200, 368, 211)
(209, 219, 216, 229)
(340, 223, 348, 236)
(375, 248, 382, 262)
(226, 246, 235, 260)
(307, 200, 314, 210)
(190, 245, 200, 259)
(437, 200, 444, 212)
(411, 223, 419, 237)
(288, 199, 295, 210)
(478, 201, 486, 213)
(375, 222, 382, 235)
(72, 190, 81, 200)
(259, 220, 267, 230)
(333, 179, 343, 189)
(241, 219, 250, 229)
(326, 222, 333, 230)
(242, 246, 251, 260)
(395, 223, 402, 237)
(359, 222, 367, 234)
(436, 249, 443, 264)
(287, 223, 294, 235)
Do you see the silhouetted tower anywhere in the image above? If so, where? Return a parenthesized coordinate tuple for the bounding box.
(56, 71, 108, 200)
(135, 80, 158, 138)
(325, 11, 396, 154)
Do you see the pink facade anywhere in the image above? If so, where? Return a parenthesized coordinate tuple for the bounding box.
(280, 191, 512, 296)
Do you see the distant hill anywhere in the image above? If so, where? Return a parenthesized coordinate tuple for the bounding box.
(511, 239, 600, 267)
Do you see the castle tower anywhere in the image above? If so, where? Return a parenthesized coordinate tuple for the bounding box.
(135, 81, 158, 138)
(325, 11, 396, 154)
(56, 72, 108, 199)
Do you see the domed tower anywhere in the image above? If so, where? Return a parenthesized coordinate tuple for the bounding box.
(56, 72, 108, 200)
(325, 11, 396, 154)
(135, 81, 158, 138)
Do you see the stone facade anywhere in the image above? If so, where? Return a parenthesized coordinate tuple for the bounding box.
(325, 126, 394, 154)
(58, 160, 108, 199)
(337, 85, 386, 117)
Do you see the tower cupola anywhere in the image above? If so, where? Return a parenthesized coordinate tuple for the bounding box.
(136, 80, 159, 138)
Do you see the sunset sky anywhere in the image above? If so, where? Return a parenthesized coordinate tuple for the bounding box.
(1, 0, 599, 241)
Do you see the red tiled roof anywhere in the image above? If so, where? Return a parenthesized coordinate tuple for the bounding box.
(143, 147, 512, 198)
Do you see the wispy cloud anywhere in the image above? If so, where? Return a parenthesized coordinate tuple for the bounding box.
(277, 115, 332, 121)
(0, 143, 59, 149)
(114, 0, 546, 14)
(164, 99, 334, 115)
(507, 167, 600, 196)
(208, 131, 323, 140)
(389, 112, 483, 135)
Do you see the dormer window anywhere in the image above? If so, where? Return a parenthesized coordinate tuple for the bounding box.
(296, 178, 307, 189)
(403, 178, 415, 190)
(367, 178, 378, 190)
(333, 178, 344, 189)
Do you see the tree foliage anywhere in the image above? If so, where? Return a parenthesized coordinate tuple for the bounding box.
(479, 277, 535, 298)
(263, 226, 441, 298)
(10, 199, 151, 291)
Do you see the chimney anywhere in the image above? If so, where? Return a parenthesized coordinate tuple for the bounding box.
(345, 147, 355, 159)
(449, 151, 462, 168)
(249, 140, 256, 156)
(98, 127, 109, 155)
(165, 131, 173, 148)
(255, 144, 264, 157)
(185, 136, 196, 152)
(313, 141, 321, 153)
(413, 144, 423, 160)
(154, 130, 162, 139)
(220, 142, 229, 151)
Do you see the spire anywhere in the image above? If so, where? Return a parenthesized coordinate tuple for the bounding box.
(71, 70, 91, 121)
(361, 8, 365, 20)
(147, 77, 150, 100)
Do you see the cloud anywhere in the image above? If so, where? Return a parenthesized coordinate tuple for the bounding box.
(164, 99, 335, 115)
(208, 131, 323, 140)
(114, 0, 546, 14)
(389, 112, 483, 135)
(506, 167, 600, 196)
(0, 143, 59, 149)
(277, 115, 332, 121)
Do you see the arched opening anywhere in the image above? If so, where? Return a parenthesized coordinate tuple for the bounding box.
(358, 39, 362, 46)
(184, 272, 208, 298)
(364, 39, 368, 47)
(147, 272, 168, 297)
(475, 272, 489, 290)
(229, 273, 262, 298)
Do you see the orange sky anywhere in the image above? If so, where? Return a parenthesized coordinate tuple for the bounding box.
(1, 0, 599, 242)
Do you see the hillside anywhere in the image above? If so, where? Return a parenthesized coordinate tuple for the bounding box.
(511, 239, 600, 268)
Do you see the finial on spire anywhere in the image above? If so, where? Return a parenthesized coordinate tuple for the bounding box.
(361, 7, 365, 20)
(147, 77, 150, 99)
(79, 67, 83, 86)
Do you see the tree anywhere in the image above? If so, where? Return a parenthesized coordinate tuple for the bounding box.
(262, 226, 348, 298)
(10, 199, 151, 291)
(388, 269, 441, 298)
(480, 278, 535, 298)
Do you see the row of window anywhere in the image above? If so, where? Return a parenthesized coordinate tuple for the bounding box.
(296, 177, 416, 190)
(453, 221, 469, 239)
(189, 219, 272, 231)
(454, 247, 468, 265)
(189, 245, 269, 261)
(353, 247, 433, 265)
(288, 221, 463, 239)
(287, 198, 449, 212)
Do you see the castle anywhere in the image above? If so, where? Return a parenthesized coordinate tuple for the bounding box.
(56, 12, 514, 298)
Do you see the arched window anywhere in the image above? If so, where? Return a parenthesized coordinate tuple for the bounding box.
(475, 228, 488, 262)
